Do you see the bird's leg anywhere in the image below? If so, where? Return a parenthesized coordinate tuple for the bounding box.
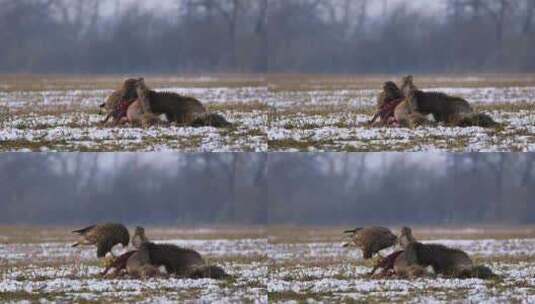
(101, 266, 112, 276)
(341, 235, 352, 247)
(368, 255, 385, 277)
(368, 265, 379, 277)
(364, 255, 380, 277)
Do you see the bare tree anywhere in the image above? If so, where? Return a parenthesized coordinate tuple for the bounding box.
(523, 0, 535, 34)
(1, 0, 535, 73)
(482, 0, 513, 45)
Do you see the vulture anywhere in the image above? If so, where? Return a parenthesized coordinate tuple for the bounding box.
(72, 223, 130, 258)
(343, 226, 397, 259)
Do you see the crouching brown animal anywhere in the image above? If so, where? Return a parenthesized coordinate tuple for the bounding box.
(138, 240, 229, 279)
(131, 226, 230, 279)
(401, 75, 498, 127)
(134, 78, 231, 128)
(396, 227, 497, 279)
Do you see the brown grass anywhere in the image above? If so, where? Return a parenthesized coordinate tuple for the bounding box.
(0, 74, 266, 92)
(268, 73, 535, 91)
(3, 73, 535, 92)
(0, 225, 266, 244)
(268, 225, 535, 244)
(207, 101, 270, 112)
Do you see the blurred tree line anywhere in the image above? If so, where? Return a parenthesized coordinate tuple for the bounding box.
(0, 153, 267, 225)
(269, 0, 535, 73)
(1, 0, 534, 74)
(0, 0, 268, 73)
(1, 153, 534, 226)
(268, 153, 535, 226)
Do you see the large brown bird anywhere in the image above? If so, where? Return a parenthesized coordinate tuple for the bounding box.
(71, 223, 130, 258)
(343, 226, 397, 259)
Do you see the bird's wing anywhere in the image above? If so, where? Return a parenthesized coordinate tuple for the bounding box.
(72, 225, 96, 235)
(343, 227, 362, 234)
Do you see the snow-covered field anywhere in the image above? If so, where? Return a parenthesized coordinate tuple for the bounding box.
(0, 228, 268, 303)
(0, 85, 269, 152)
(2, 226, 535, 303)
(1, 76, 535, 151)
(267, 85, 535, 152)
(268, 228, 535, 303)
(267, 86, 535, 109)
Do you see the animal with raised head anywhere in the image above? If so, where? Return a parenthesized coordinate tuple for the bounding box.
(398, 227, 473, 276)
(401, 75, 499, 128)
(399, 75, 417, 97)
(142, 242, 230, 279)
(133, 226, 230, 279)
(131, 226, 149, 249)
(396, 227, 495, 279)
(403, 242, 473, 276)
(71, 223, 130, 258)
(133, 78, 231, 128)
(121, 226, 162, 278)
(398, 226, 417, 248)
(139, 241, 201, 275)
(370, 227, 426, 277)
(401, 76, 474, 124)
(343, 226, 397, 259)
(391, 228, 431, 278)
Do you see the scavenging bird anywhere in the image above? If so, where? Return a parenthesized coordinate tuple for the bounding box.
(343, 226, 397, 259)
(71, 223, 130, 258)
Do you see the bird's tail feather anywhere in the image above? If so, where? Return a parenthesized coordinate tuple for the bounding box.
(344, 227, 362, 234)
(72, 225, 96, 234)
